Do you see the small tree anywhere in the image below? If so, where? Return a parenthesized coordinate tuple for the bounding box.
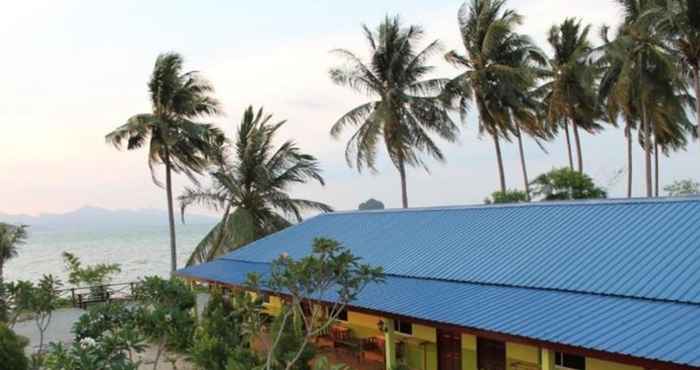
(358, 199, 385, 211)
(664, 179, 700, 197)
(4, 280, 34, 328)
(29, 275, 63, 357)
(485, 190, 529, 204)
(237, 237, 384, 370)
(134, 277, 196, 370)
(530, 168, 607, 201)
(62, 252, 121, 299)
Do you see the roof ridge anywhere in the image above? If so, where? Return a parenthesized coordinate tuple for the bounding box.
(321, 196, 700, 216)
(218, 258, 700, 307)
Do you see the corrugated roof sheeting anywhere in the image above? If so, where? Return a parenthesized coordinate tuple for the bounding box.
(177, 260, 700, 367)
(224, 198, 700, 304)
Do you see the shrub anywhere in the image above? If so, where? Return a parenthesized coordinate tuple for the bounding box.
(0, 324, 29, 370)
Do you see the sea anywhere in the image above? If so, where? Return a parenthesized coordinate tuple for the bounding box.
(4, 224, 213, 285)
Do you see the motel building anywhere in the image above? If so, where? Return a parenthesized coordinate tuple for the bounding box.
(178, 198, 700, 370)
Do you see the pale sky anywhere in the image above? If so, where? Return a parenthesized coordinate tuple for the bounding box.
(1, 0, 698, 215)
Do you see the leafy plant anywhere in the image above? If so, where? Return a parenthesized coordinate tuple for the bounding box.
(28, 275, 63, 356)
(0, 223, 28, 322)
(485, 190, 529, 204)
(62, 252, 121, 288)
(530, 168, 607, 201)
(0, 324, 29, 370)
(43, 336, 140, 370)
(134, 277, 196, 370)
(664, 179, 700, 196)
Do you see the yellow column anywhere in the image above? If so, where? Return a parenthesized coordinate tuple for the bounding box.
(384, 318, 396, 370)
(541, 348, 555, 370)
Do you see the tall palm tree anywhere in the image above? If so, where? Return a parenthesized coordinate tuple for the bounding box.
(538, 18, 602, 174)
(0, 223, 27, 321)
(179, 107, 332, 266)
(106, 52, 224, 273)
(662, 0, 700, 134)
(445, 0, 547, 193)
(606, 0, 688, 197)
(329, 16, 458, 208)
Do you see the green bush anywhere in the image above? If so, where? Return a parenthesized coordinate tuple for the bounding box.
(190, 292, 247, 370)
(0, 324, 29, 370)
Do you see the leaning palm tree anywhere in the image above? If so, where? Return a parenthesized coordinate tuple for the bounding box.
(179, 107, 332, 266)
(445, 0, 547, 193)
(538, 18, 602, 173)
(106, 52, 224, 273)
(0, 223, 27, 321)
(329, 16, 459, 208)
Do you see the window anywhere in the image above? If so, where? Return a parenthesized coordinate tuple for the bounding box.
(337, 308, 348, 321)
(393, 319, 413, 335)
(555, 352, 585, 370)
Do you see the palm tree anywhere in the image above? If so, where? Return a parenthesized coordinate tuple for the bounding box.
(329, 16, 458, 208)
(179, 107, 332, 266)
(106, 52, 224, 273)
(0, 223, 27, 321)
(445, 0, 547, 193)
(606, 0, 689, 197)
(538, 18, 602, 173)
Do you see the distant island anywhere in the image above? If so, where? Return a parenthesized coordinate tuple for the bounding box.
(0, 206, 217, 231)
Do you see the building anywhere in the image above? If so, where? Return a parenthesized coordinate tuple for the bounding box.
(177, 197, 700, 370)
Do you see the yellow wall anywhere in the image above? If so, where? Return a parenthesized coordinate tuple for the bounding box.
(586, 358, 643, 370)
(506, 342, 540, 370)
(462, 334, 478, 370)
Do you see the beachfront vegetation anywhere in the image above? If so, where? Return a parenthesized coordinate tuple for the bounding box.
(664, 178, 700, 196)
(62, 252, 121, 289)
(105, 52, 226, 273)
(530, 167, 607, 201)
(179, 106, 332, 266)
(0, 324, 29, 370)
(0, 223, 27, 321)
(329, 16, 458, 208)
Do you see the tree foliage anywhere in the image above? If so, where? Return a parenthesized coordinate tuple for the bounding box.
(530, 168, 607, 201)
(330, 15, 458, 208)
(664, 178, 700, 196)
(485, 190, 529, 204)
(0, 324, 29, 370)
(180, 106, 332, 266)
(358, 198, 385, 210)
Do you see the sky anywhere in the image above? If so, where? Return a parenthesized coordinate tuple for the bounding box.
(1, 0, 698, 216)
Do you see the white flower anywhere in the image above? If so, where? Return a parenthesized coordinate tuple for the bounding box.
(165, 313, 172, 322)
(79, 337, 96, 349)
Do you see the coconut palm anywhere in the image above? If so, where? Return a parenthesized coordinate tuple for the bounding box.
(329, 16, 458, 208)
(604, 0, 689, 197)
(106, 52, 224, 273)
(179, 106, 332, 266)
(538, 18, 602, 173)
(0, 223, 27, 321)
(445, 0, 547, 193)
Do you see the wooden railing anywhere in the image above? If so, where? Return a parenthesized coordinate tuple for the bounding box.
(58, 282, 141, 309)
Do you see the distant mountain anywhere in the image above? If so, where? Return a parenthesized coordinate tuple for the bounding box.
(0, 206, 217, 231)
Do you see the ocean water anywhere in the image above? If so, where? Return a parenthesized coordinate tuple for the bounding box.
(4, 224, 214, 284)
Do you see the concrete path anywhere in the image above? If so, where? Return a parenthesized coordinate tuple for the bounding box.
(13, 307, 85, 352)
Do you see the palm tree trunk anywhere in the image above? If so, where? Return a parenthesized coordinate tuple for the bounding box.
(654, 138, 660, 198)
(572, 121, 583, 173)
(625, 124, 633, 198)
(0, 262, 5, 322)
(642, 105, 653, 197)
(515, 121, 530, 200)
(398, 158, 408, 209)
(694, 66, 700, 137)
(492, 133, 506, 193)
(164, 154, 178, 273)
(564, 120, 574, 170)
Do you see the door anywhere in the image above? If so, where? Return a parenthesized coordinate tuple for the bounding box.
(437, 330, 462, 370)
(477, 337, 506, 370)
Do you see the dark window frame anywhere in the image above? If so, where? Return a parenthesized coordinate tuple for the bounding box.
(555, 351, 586, 370)
(393, 319, 413, 335)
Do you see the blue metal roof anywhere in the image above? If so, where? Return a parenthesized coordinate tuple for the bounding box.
(178, 198, 700, 367)
(224, 197, 700, 304)
(178, 259, 700, 367)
